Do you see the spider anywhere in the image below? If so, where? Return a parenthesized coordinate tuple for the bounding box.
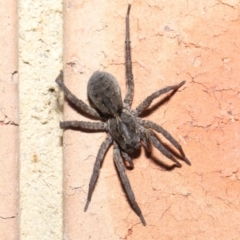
(56, 4, 190, 226)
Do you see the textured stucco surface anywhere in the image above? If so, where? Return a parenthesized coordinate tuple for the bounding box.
(63, 0, 240, 239)
(19, 0, 63, 239)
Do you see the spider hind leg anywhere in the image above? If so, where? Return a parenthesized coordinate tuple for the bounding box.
(139, 119, 191, 165)
(145, 130, 182, 167)
(113, 142, 146, 226)
(84, 136, 112, 212)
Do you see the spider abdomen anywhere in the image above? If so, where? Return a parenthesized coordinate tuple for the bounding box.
(87, 71, 123, 116)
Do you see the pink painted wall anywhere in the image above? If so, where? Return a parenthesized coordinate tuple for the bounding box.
(65, 0, 240, 238)
(0, 1, 19, 239)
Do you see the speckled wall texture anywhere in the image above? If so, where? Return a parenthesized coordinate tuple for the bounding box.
(19, 0, 63, 239)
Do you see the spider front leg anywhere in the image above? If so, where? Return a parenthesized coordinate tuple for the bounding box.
(113, 142, 146, 226)
(138, 119, 191, 165)
(55, 71, 101, 119)
(123, 4, 134, 109)
(134, 81, 186, 116)
(60, 121, 107, 131)
(84, 136, 112, 212)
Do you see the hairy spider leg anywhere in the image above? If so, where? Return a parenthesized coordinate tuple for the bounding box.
(138, 119, 191, 165)
(55, 71, 101, 119)
(60, 121, 107, 131)
(84, 136, 113, 212)
(148, 132, 182, 167)
(123, 4, 134, 109)
(135, 81, 186, 116)
(113, 142, 146, 226)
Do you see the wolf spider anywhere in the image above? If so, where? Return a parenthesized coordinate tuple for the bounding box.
(56, 4, 190, 226)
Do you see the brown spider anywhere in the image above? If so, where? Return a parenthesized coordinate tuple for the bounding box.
(56, 4, 190, 226)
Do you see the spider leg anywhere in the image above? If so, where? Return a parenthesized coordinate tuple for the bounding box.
(148, 131, 182, 167)
(121, 150, 134, 168)
(134, 81, 186, 116)
(123, 4, 134, 109)
(138, 119, 191, 165)
(60, 121, 107, 131)
(84, 136, 113, 212)
(55, 71, 101, 119)
(113, 142, 146, 226)
(139, 126, 152, 152)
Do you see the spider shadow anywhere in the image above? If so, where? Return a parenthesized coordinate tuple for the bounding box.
(60, 126, 106, 134)
(148, 132, 188, 170)
(140, 88, 180, 118)
(59, 135, 63, 146)
(124, 134, 185, 172)
(137, 87, 187, 169)
(124, 148, 142, 170)
(145, 150, 179, 171)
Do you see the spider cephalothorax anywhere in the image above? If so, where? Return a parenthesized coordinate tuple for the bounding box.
(56, 4, 190, 226)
